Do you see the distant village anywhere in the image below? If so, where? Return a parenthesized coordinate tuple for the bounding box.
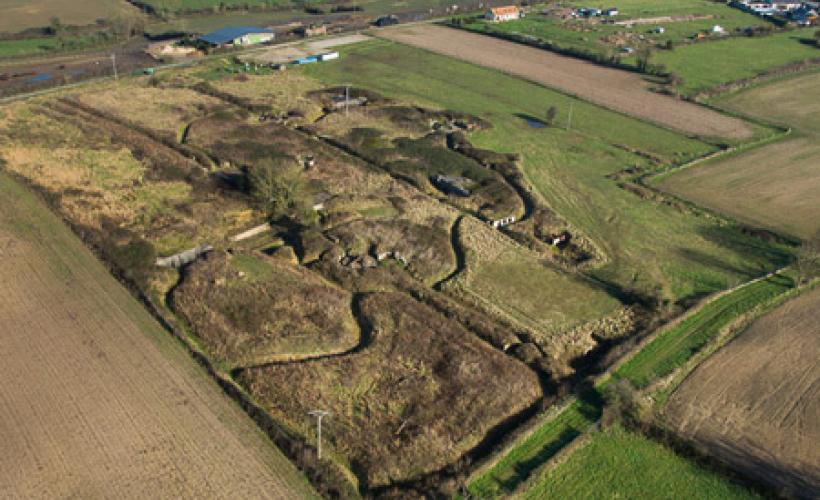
(486, 1, 818, 25)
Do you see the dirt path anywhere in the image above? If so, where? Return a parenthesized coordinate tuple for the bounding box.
(0, 172, 317, 498)
(666, 287, 820, 497)
(377, 25, 753, 140)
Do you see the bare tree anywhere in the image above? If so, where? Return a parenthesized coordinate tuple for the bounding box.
(247, 157, 308, 222)
(545, 105, 558, 127)
(796, 231, 820, 284)
(636, 46, 653, 72)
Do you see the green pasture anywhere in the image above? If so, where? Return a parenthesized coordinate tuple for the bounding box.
(654, 30, 820, 95)
(524, 425, 760, 499)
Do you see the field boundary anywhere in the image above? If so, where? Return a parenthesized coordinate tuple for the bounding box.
(465, 263, 793, 497)
(654, 275, 819, 405)
(0, 166, 362, 499)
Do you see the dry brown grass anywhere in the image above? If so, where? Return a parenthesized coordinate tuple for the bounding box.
(448, 217, 620, 337)
(211, 72, 324, 121)
(75, 83, 222, 138)
(173, 250, 360, 367)
(238, 292, 541, 487)
(666, 286, 820, 496)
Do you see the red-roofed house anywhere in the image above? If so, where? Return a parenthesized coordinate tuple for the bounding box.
(486, 5, 521, 22)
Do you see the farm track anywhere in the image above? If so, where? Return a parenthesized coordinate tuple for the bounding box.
(377, 25, 754, 140)
(0, 171, 317, 498)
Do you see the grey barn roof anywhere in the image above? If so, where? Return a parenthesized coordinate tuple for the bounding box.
(198, 26, 273, 45)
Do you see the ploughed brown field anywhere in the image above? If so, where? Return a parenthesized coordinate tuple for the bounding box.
(0, 172, 316, 498)
(658, 70, 820, 240)
(666, 287, 820, 497)
(377, 25, 753, 140)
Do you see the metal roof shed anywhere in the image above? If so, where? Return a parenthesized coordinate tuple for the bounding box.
(198, 26, 274, 46)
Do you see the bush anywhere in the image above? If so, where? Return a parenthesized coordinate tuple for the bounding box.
(109, 238, 156, 288)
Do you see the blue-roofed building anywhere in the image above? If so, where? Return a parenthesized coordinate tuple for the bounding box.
(198, 26, 274, 47)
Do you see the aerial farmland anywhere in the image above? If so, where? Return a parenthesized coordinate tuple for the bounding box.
(0, 0, 818, 497)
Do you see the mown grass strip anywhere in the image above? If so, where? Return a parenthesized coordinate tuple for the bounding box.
(466, 273, 794, 497)
(467, 392, 603, 498)
(612, 273, 794, 387)
(522, 425, 761, 500)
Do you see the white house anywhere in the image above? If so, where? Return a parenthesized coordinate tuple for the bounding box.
(486, 5, 521, 22)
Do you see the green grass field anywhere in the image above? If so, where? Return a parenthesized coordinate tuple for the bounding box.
(467, 391, 603, 497)
(304, 41, 790, 306)
(654, 31, 820, 95)
(523, 425, 760, 499)
(0, 0, 134, 33)
(467, 272, 793, 496)
(463, 0, 768, 69)
(0, 38, 60, 58)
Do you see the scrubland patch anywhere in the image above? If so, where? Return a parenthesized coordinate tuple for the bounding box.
(75, 84, 222, 137)
(238, 292, 541, 487)
(173, 251, 359, 367)
(211, 72, 324, 121)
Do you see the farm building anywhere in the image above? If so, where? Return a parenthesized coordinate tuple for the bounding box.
(295, 24, 328, 37)
(198, 26, 274, 48)
(374, 15, 400, 27)
(486, 6, 521, 22)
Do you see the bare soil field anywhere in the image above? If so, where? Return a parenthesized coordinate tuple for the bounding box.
(0, 0, 138, 33)
(659, 71, 820, 240)
(666, 287, 820, 497)
(657, 137, 820, 240)
(376, 25, 753, 140)
(0, 171, 316, 498)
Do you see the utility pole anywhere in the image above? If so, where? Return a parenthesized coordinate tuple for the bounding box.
(308, 410, 330, 460)
(566, 102, 573, 131)
(344, 84, 350, 117)
(111, 53, 118, 80)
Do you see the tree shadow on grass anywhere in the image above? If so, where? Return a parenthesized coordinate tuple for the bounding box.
(673, 225, 794, 306)
(498, 428, 582, 493)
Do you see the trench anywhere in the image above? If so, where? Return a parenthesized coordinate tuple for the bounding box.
(433, 215, 467, 290)
(229, 291, 377, 377)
